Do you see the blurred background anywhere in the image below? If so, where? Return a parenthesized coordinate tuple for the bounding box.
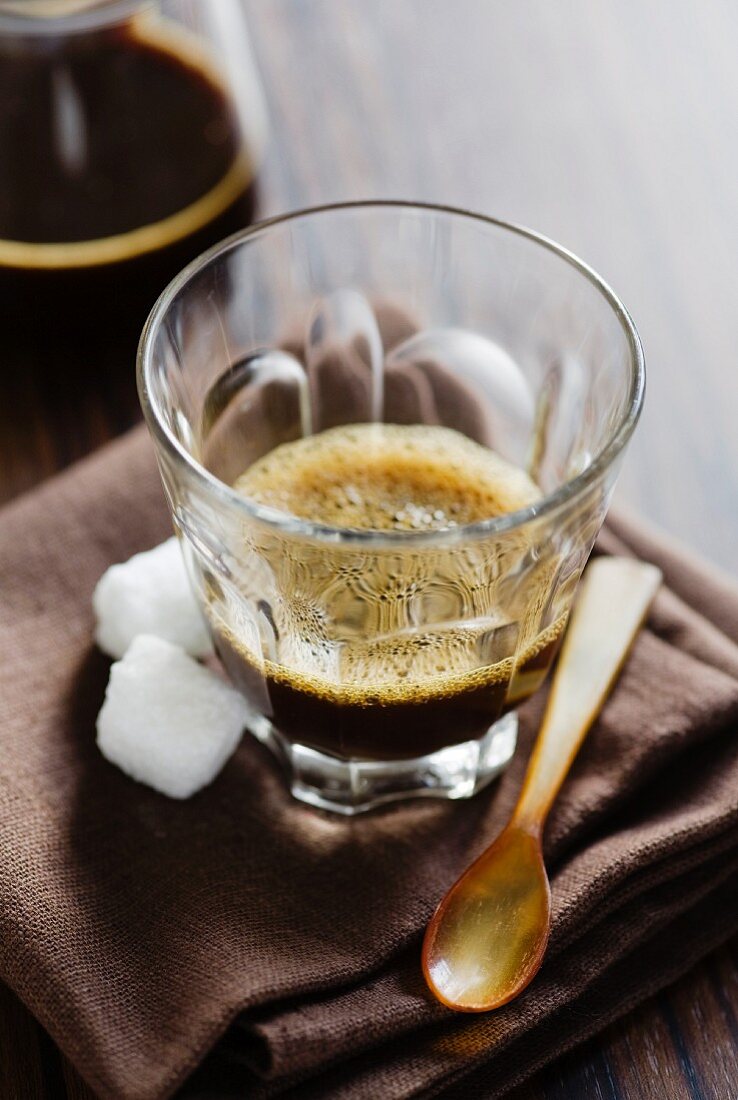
(3, 0, 736, 574)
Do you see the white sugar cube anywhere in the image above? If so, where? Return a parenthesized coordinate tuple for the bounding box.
(93, 537, 213, 659)
(96, 634, 248, 798)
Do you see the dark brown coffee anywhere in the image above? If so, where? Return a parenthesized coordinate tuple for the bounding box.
(215, 622, 563, 761)
(0, 20, 257, 394)
(211, 424, 565, 761)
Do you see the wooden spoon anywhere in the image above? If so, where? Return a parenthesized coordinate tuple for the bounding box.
(422, 556, 662, 1012)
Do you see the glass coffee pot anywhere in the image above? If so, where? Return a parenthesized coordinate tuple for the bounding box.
(0, 0, 267, 398)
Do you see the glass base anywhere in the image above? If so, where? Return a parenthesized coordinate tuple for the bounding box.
(246, 712, 518, 815)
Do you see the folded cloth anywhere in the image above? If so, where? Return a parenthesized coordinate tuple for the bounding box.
(1, 427, 738, 1100)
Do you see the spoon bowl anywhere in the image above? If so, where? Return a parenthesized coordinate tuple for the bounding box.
(423, 824, 550, 1011)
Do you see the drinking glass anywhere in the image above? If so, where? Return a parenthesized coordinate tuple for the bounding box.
(138, 202, 644, 814)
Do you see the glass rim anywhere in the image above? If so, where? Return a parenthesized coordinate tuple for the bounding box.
(0, 0, 150, 35)
(138, 199, 645, 547)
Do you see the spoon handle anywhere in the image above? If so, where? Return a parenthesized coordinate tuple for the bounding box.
(513, 557, 662, 832)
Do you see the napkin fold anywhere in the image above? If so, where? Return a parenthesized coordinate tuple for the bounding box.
(1, 427, 738, 1100)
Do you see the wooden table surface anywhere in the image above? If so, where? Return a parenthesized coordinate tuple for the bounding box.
(2, 1, 738, 1097)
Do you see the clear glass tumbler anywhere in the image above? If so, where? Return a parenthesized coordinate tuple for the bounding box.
(138, 202, 644, 814)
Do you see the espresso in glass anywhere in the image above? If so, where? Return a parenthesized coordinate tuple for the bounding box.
(139, 203, 643, 813)
(212, 423, 565, 762)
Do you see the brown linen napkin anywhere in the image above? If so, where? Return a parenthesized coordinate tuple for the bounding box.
(1, 429, 738, 1100)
